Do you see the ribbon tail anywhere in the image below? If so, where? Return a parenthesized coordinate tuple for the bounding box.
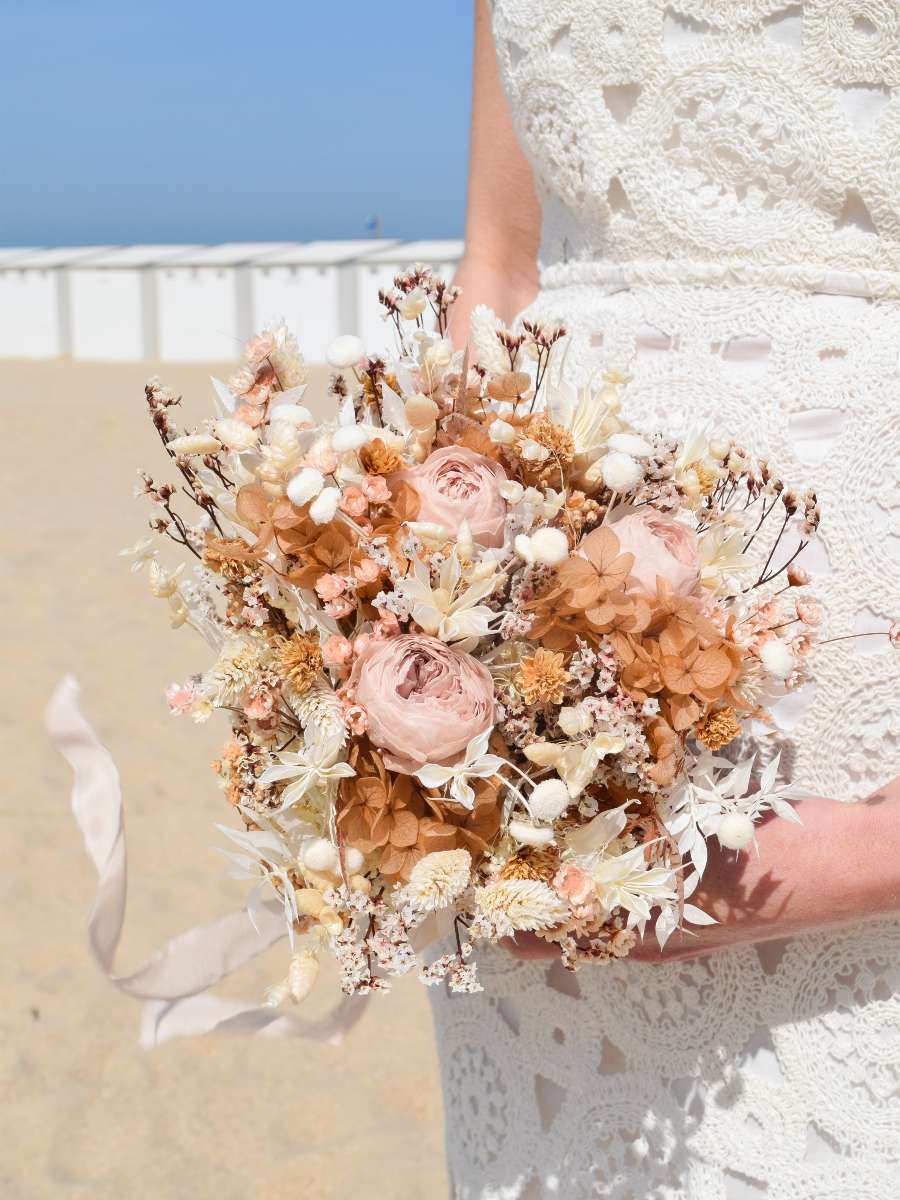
(141, 992, 368, 1048)
(47, 675, 367, 1044)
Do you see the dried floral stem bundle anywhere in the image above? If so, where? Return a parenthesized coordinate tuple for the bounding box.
(124, 268, 894, 1003)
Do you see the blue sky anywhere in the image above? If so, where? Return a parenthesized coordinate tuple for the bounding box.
(3, 1, 473, 247)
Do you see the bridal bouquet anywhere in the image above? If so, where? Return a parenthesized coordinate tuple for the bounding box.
(128, 267, 821, 1004)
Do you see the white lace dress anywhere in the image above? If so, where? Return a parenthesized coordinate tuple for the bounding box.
(429, 3, 900, 1196)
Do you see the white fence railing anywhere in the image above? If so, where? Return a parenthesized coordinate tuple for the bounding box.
(0, 239, 464, 362)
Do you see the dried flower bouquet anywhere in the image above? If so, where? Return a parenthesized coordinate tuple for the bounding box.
(125, 267, 835, 1004)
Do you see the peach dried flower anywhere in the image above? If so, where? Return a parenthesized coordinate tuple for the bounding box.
(796, 598, 823, 626)
(338, 756, 457, 882)
(339, 486, 369, 519)
(354, 557, 381, 585)
(277, 633, 323, 694)
(695, 706, 741, 751)
(516, 649, 570, 706)
(487, 371, 532, 404)
(322, 635, 354, 667)
(525, 415, 575, 464)
(342, 702, 368, 736)
(325, 596, 356, 619)
(361, 474, 391, 504)
(315, 573, 346, 602)
(499, 848, 560, 883)
(235, 403, 268, 428)
(244, 332, 276, 366)
(360, 438, 404, 475)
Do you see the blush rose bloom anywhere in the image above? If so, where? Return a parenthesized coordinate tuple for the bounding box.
(349, 634, 495, 774)
(611, 508, 701, 596)
(395, 446, 508, 548)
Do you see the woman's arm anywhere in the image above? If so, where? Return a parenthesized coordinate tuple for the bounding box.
(506, 777, 900, 963)
(449, 0, 542, 348)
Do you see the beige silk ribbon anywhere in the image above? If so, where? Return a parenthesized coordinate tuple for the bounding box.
(47, 676, 368, 1048)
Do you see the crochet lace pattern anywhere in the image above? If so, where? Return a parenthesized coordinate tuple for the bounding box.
(429, 4, 900, 1196)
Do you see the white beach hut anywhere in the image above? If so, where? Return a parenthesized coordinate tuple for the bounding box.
(154, 243, 293, 362)
(68, 244, 204, 361)
(0, 248, 40, 265)
(250, 240, 398, 362)
(0, 246, 114, 358)
(355, 239, 464, 353)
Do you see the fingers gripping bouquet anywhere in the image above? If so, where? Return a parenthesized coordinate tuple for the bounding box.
(132, 267, 822, 1005)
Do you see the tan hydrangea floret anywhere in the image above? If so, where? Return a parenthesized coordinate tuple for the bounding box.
(203, 537, 258, 580)
(486, 370, 532, 406)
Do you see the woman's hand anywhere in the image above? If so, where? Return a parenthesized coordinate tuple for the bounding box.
(503, 778, 900, 965)
(633, 782, 900, 963)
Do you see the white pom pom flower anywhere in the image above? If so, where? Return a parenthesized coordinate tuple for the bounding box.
(602, 451, 644, 493)
(607, 432, 653, 457)
(759, 638, 795, 680)
(717, 812, 756, 851)
(514, 534, 535, 564)
(301, 838, 341, 874)
(326, 335, 364, 369)
(309, 486, 341, 524)
(528, 779, 571, 822)
(287, 467, 325, 507)
(343, 846, 365, 874)
(331, 425, 371, 453)
(529, 527, 570, 566)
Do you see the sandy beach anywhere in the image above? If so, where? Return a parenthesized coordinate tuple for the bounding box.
(2, 359, 447, 1198)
